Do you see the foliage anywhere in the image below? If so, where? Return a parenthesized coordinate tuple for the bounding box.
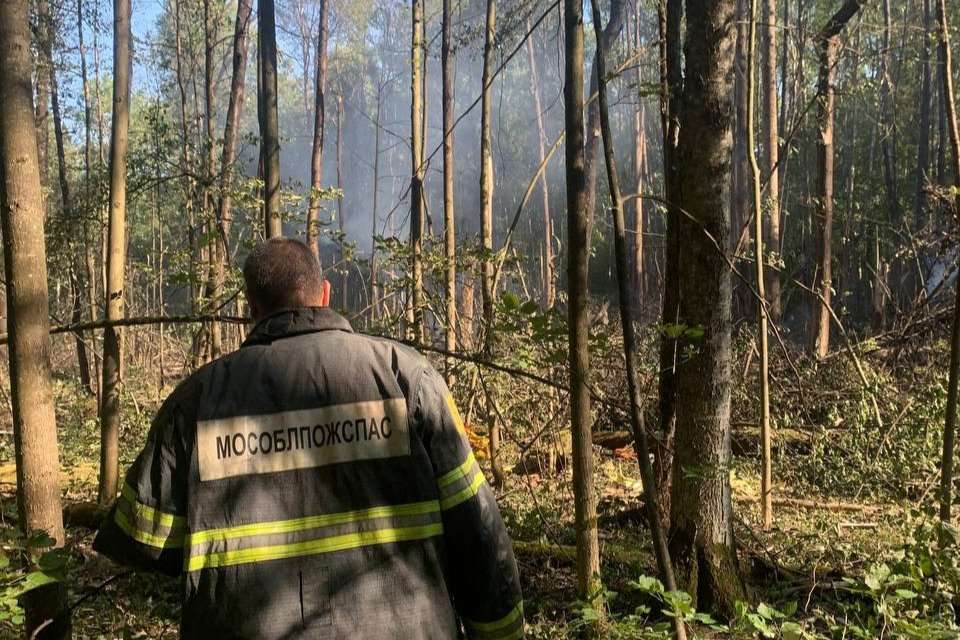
(0, 529, 67, 633)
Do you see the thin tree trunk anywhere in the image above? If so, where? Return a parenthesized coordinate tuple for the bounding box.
(213, 0, 252, 357)
(761, 0, 781, 321)
(0, 1, 70, 634)
(203, 0, 221, 360)
(747, 0, 774, 532)
(410, 0, 425, 340)
(916, 0, 932, 236)
(259, 0, 281, 237)
(809, 0, 862, 359)
(564, 0, 601, 609)
(526, 20, 554, 310)
(589, 3, 684, 636)
(442, 0, 457, 382)
(479, 0, 503, 486)
(98, 0, 131, 506)
(369, 80, 384, 324)
(878, 0, 898, 225)
(35, 0, 51, 195)
(668, 0, 745, 614)
(730, 0, 751, 320)
(656, 0, 683, 529)
(306, 0, 329, 259)
(631, 6, 646, 308)
(936, 0, 960, 525)
(582, 0, 626, 241)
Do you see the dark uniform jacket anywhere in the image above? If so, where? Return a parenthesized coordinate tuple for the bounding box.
(93, 308, 523, 639)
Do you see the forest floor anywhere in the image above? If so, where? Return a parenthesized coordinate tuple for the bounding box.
(0, 310, 955, 639)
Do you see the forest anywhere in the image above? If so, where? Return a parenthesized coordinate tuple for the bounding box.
(0, 0, 959, 636)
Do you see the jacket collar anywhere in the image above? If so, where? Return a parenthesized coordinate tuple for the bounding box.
(242, 307, 353, 347)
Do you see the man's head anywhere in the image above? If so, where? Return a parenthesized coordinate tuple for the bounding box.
(243, 237, 325, 320)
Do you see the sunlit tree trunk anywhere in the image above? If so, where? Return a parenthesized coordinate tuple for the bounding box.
(442, 0, 457, 381)
(99, 0, 131, 506)
(761, 0, 781, 321)
(564, 0, 601, 610)
(480, 0, 503, 486)
(0, 2, 70, 635)
(410, 0, 425, 340)
(259, 0, 281, 237)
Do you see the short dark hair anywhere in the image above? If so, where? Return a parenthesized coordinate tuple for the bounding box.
(243, 237, 324, 313)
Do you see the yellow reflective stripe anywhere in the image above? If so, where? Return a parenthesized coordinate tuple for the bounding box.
(437, 451, 477, 489)
(187, 500, 441, 545)
(445, 394, 467, 433)
(440, 467, 484, 510)
(187, 523, 444, 572)
(465, 602, 524, 639)
(121, 483, 185, 530)
(114, 509, 184, 549)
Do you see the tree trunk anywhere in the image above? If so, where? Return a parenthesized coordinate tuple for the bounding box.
(526, 20, 554, 310)
(410, 0, 425, 341)
(34, 0, 50, 195)
(0, 0, 71, 635)
(936, 0, 960, 525)
(479, 0, 503, 487)
(590, 3, 684, 636)
(564, 0, 601, 609)
(668, 0, 745, 615)
(730, 0, 751, 320)
(809, 0, 862, 359)
(631, 6, 646, 309)
(335, 81, 346, 309)
(306, 0, 329, 259)
(259, 0, 281, 237)
(747, 0, 774, 532)
(214, 0, 253, 355)
(369, 79, 384, 324)
(915, 0, 932, 237)
(442, 0, 457, 382)
(99, 0, 131, 506)
(582, 0, 627, 241)
(761, 0, 781, 322)
(656, 0, 683, 529)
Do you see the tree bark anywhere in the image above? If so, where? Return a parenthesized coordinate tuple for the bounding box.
(809, 0, 863, 359)
(590, 2, 684, 636)
(668, 0, 745, 614)
(915, 0, 932, 237)
(582, 0, 627, 241)
(306, 0, 329, 259)
(213, 0, 253, 357)
(564, 0, 601, 609)
(259, 0, 281, 237)
(99, 0, 131, 506)
(0, 0, 71, 635)
(442, 0, 457, 382)
(526, 21, 555, 311)
(410, 0, 426, 341)
(479, 0, 503, 487)
(656, 0, 683, 529)
(936, 0, 960, 525)
(747, 0, 774, 532)
(761, 0, 781, 321)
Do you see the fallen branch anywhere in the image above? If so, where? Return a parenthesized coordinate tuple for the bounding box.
(736, 495, 885, 514)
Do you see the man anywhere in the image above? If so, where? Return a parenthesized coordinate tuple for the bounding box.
(94, 237, 523, 639)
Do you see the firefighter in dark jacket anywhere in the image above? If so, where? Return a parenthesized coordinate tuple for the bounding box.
(94, 237, 523, 639)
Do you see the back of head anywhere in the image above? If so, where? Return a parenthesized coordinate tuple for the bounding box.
(243, 237, 324, 315)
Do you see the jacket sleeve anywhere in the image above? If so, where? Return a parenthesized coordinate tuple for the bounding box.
(413, 366, 524, 640)
(92, 395, 190, 577)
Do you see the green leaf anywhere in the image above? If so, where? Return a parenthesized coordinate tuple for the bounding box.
(20, 571, 59, 593)
(520, 300, 539, 315)
(502, 292, 520, 310)
(781, 621, 805, 640)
